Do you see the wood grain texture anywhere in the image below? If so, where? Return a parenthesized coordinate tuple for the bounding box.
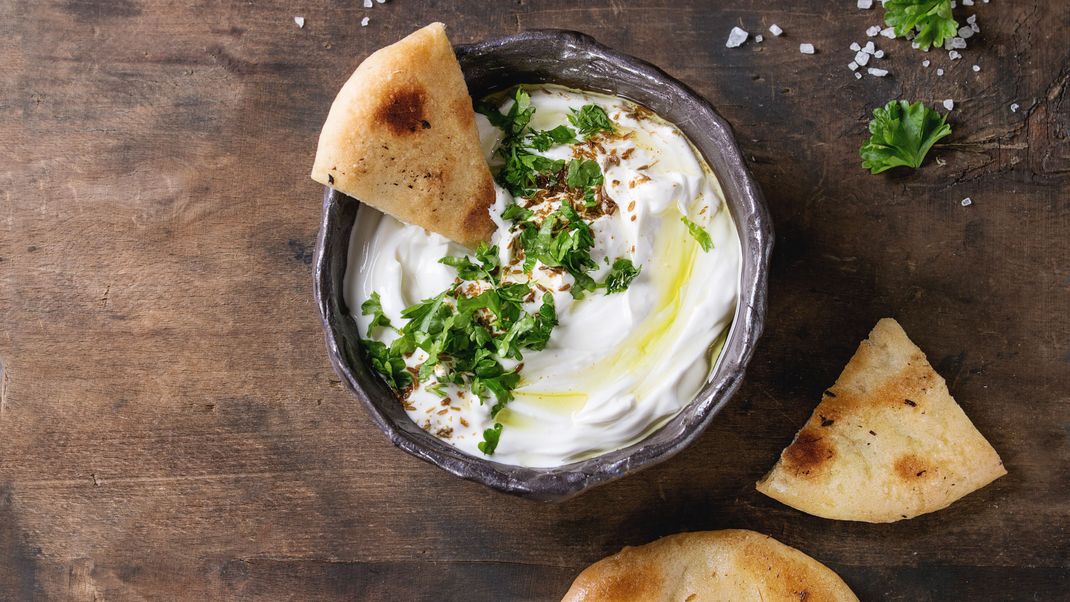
(0, 0, 1067, 600)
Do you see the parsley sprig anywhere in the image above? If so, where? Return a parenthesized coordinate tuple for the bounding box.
(682, 216, 714, 252)
(569, 104, 616, 137)
(860, 100, 952, 174)
(883, 0, 958, 51)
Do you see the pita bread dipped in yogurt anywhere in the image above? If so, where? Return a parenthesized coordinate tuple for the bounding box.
(316, 24, 741, 468)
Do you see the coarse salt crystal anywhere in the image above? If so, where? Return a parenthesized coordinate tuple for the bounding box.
(851, 42, 861, 51)
(937, 68, 944, 76)
(1010, 103, 1020, 112)
(849, 61, 860, 71)
(855, 72, 863, 79)
(800, 43, 816, 54)
(858, 0, 873, 8)
(967, 14, 977, 24)
(855, 51, 870, 66)
(962, 0, 974, 5)
(294, 16, 305, 28)
(755, 34, 764, 43)
(361, 16, 370, 26)
(874, 49, 885, 58)
(769, 24, 783, 36)
(950, 0, 957, 7)
(866, 25, 882, 37)
(377, 0, 387, 3)
(973, 64, 981, 72)
(961, 197, 973, 206)
(952, 37, 967, 49)
(880, 27, 896, 38)
(943, 99, 955, 110)
(868, 67, 888, 77)
(949, 50, 962, 60)
(923, 59, 931, 67)
(726, 26, 749, 48)
(959, 26, 974, 39)
(363, 0, 372, 7)
(864, 41, 875, 54)
(971, 22, 980, 33)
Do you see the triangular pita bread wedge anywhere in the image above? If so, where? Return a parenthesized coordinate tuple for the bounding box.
(756, 318, 1006, 523)
(561, 529, 858, 602)
(311, 22, 495, 246)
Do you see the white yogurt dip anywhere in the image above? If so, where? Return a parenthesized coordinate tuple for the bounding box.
(345, 85, 740, 467)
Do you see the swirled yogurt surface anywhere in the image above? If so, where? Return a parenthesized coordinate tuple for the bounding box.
(345, 85, 740, 467)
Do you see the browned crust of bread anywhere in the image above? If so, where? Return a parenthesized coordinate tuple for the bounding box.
(310, 23, 495, 246)
(561, 530, 858, 602)
(756, 318, 1007, 522)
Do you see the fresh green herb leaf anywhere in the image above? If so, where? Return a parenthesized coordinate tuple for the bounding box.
(501, 202, 533, 222)
(565, 159, 604, 190)
(439, 242, 500, 284)
(360, 292, 392, 336)
(426, 382, 448, 398)
(681, 216, 714, 252)
(500, 146, 566, 197)
(568, 104, 615, 137)
(478, 423, 503, 455)
(603, 258, 641, 293)
(528, 125, 576, 151)
(860, 100, 952, 174)
(883, 0, 958, 51)
(362, 339, 412, 392)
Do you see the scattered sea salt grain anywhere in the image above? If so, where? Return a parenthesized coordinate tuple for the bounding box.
(962, 0, 974, 5)
(949, 50, 962, 60)
(868, 67, 888, 77)
(967, 14, 977, 23)
(849, 61, 860, 71)
(923, 59, 931, 67)
(363, 0, 373, 7)
(867, 25, 882, 37)
(937, 68, 945, 76)
(851, 42, 861, 51)
(943, 99, 955, 110)
(864, 41, 875, 54)
(855, 51, 871, 66)
(959, 26, 974, 39)
(973, 64, 981, 72)
(293, 16, 305, 28)
(855, 72, 863, 79)
(1010, 103, 1020, 112)
(874, 49, 885, 58)
(726, 26, 749, 48)
(948, 37, 968, 49)
(880, 27, 896, 38)
(361, 16, 370, 26)
(800, 43, 816, 54)
(755, 34, 764, 43)
(961, 197, 973, 206)
(769, 24, 783, 36)
(858, 0, 873, 8)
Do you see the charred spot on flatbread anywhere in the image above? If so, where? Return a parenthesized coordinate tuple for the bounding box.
(376, 87, 429, 136)
(782, 429, 835, 478)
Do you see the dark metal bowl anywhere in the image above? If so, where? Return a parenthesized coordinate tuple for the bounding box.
(314, 29, 772, 502)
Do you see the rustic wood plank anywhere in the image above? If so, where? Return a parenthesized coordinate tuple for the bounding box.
(1, 0, 1067, 599)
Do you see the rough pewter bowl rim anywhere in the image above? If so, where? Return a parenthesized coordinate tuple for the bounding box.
(313, 29, 773, 502)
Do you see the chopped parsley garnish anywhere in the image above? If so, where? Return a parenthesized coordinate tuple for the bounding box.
(438, 241, 501, 284)
(528, 125, 577, 151)
(603, 258, 641, 293)
(566, 158, 604, 189)
(500, 202, 533, 222)
(512, 202, 598, 298)
(478, 423, 503, 455)
(860, 100, 952, 174)
(883, 0, 958, 51)
(360, 291, 392, 336)
(568, 104, 615, 137)
(682, 216, 714, 252)
(361, 339, 412, 392)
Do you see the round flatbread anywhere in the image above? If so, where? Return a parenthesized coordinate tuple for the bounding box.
(561, 529, 858, 602)
(311, 23, 495, 246)
(756, 318, 1006, 522)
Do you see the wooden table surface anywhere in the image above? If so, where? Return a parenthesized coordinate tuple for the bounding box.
(2, 1, 1068, 600)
